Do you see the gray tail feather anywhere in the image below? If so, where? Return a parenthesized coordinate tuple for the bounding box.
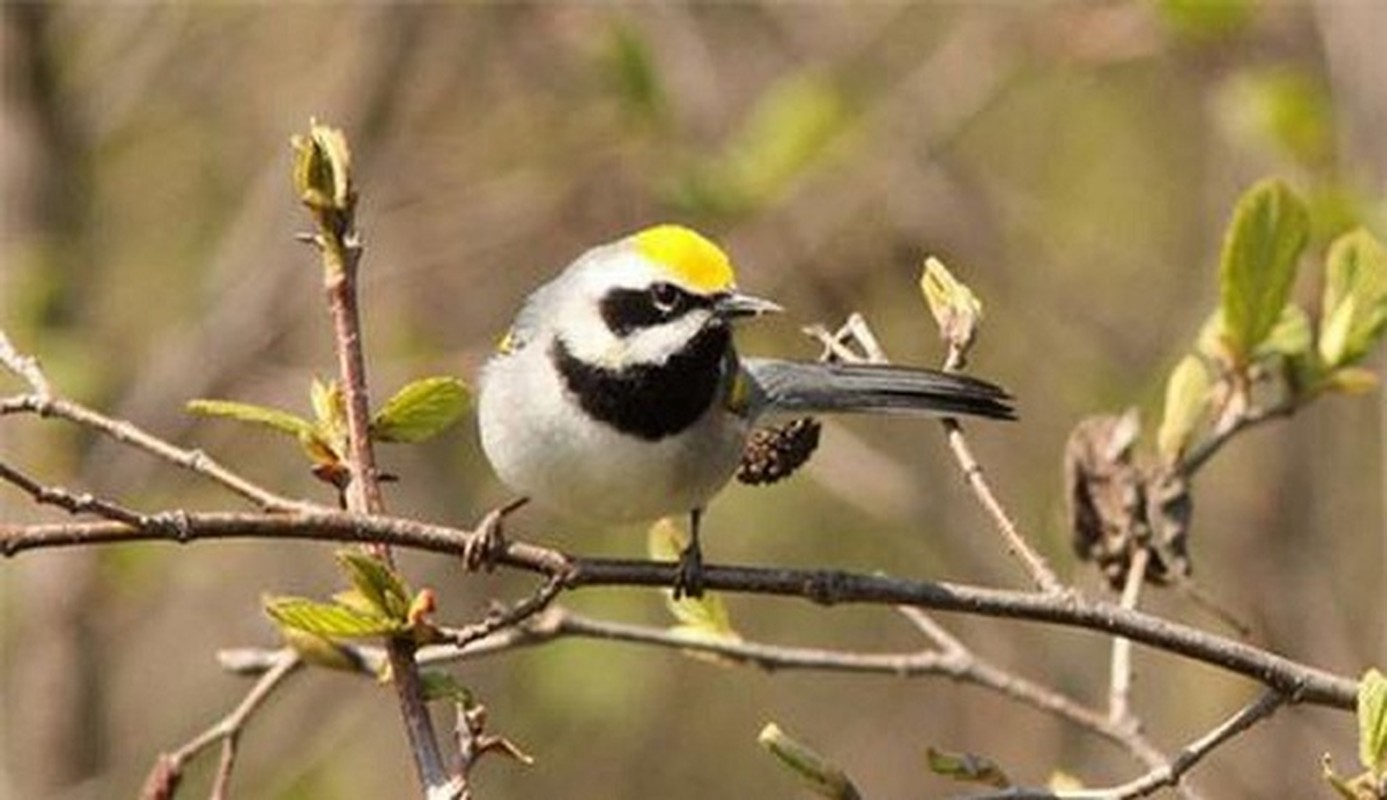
(743, 358, 1015, 421)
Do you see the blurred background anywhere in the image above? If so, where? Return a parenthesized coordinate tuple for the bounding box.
(2, 2, 1385, 798)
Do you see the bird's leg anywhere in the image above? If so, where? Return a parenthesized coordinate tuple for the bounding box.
(465, 496, 529, 572)
(673, 508, 706, 599)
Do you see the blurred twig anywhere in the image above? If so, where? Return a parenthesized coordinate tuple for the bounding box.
(139, 650, 302, 800)
(955, 691, 1283, 800)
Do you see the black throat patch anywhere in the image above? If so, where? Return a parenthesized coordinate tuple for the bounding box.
(551, 325, 731, 441)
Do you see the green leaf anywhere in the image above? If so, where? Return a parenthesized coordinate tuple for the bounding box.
(419, 670, 475, 705)
(600, 22, 666, 125)
(1157, 355, 1211, 463)
(279, 627, 367, 673)
(1221, 67, 1334, 168)
(336, 550, 412, 621)
(1360, 668, 1387, 774)
(925, 746, 1011, 788)
(1320, 229, 1387, 368)
(186, 398, 317, 440)
(689, 73, 854, 214)
(1218, 178, 1310, 364)
(371, 376, 470, 444)
(758, 723, 861, 800)
(265, 595, 402, 639)
(1260, 303, 1313, 360)
(310, 377, 347, 452)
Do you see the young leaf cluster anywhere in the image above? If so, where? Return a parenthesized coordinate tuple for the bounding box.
(264, 550, 443, 663)
(188, 376, 468, 489)
(1158, 178, 1387, 464)
(1325, 669, 1387, 799)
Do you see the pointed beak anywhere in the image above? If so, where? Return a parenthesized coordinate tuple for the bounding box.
(715, 290, 783, 320)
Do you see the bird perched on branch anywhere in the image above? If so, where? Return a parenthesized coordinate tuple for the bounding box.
(478, 224, 1013, 596)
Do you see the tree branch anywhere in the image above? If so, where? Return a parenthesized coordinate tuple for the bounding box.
(139, 650, 302, 800)
(0, 511, 1357, 710)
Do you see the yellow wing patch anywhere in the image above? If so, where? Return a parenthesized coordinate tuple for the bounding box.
(634, 224, 736, 292)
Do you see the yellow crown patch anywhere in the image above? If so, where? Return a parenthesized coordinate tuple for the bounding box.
(633, 224, 736, 292)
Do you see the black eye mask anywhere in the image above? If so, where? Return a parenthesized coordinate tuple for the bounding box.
(598, 283, 714, 337)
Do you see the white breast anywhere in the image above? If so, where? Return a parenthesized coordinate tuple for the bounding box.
(477, 340, 749, 523)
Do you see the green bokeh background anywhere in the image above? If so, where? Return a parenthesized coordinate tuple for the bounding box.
(2, 3, 1384, 798)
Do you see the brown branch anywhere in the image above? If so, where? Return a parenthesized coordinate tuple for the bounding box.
(958, 691, 1284, 799)
(0, 511, 1358, 710)
(139, 650, 301, 800)
(296, 124, 453, 798)
(0, 392, 310, 515)
(1108, 547, 1150, 731)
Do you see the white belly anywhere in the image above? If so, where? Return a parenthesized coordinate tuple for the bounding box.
(478, 347, 749, 523)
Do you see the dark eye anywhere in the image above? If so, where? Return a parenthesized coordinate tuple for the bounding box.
(650, 282, 681, 312)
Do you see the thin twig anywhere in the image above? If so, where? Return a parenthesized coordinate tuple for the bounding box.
(443, 571, 568, 650)
(958, 691, 1285, 799)
(802, 318, 1064, 593)
(303, 138, 454, 797)
(139, 650, 301, 800)
(1177, 400, 1298, 477)
(896, 606, 1171, 777)
(1108, 547, 1150, 730)
(0, 460, 147, 526)
(1, 391, 311, 514)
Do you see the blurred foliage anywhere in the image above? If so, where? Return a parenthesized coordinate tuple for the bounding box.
(3, 3, 1386, 800)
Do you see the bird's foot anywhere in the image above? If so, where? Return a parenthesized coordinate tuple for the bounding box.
(464, 497, 527, 572)
(672, 541, 705, 600)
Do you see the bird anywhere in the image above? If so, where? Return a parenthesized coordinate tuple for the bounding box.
(476, 224, 1014, 596)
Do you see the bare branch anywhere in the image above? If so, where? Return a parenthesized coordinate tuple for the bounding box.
(0, 511, 1356, 710)
(1108, 547, 1150, 730)
(1, 384, 310, 513)
(139, 650, 301, 800)
(957, 691, 1284, 799)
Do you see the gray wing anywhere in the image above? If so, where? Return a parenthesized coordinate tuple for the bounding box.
(742, 358, 1015, 421)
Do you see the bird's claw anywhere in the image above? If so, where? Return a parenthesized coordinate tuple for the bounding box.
(672, 541, 705, 600)
(465, 501, 522, 572)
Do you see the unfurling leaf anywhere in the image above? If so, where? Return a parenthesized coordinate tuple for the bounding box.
(925, 746, 1011, 788)
(758, 723, 861, 800)
(1320, 229, 1387, 369)
(279, 627, 367, 673)
(371, 376, 470, 444)
(291, 120, 354, 212)
(186, 399, 317, 440)
(264, 595, 402, 639)
(1157, 355, 1211, 463)
(920, 256, 983, 356)
(337, 550, 412, 621)
(1218, 178, 1310, 364)
(1360, 668, 1387, 775)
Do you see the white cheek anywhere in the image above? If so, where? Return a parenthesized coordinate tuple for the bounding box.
(622, 312, 713, 363)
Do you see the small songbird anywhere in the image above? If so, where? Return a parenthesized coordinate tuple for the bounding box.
(477, 224, 1013, 595)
